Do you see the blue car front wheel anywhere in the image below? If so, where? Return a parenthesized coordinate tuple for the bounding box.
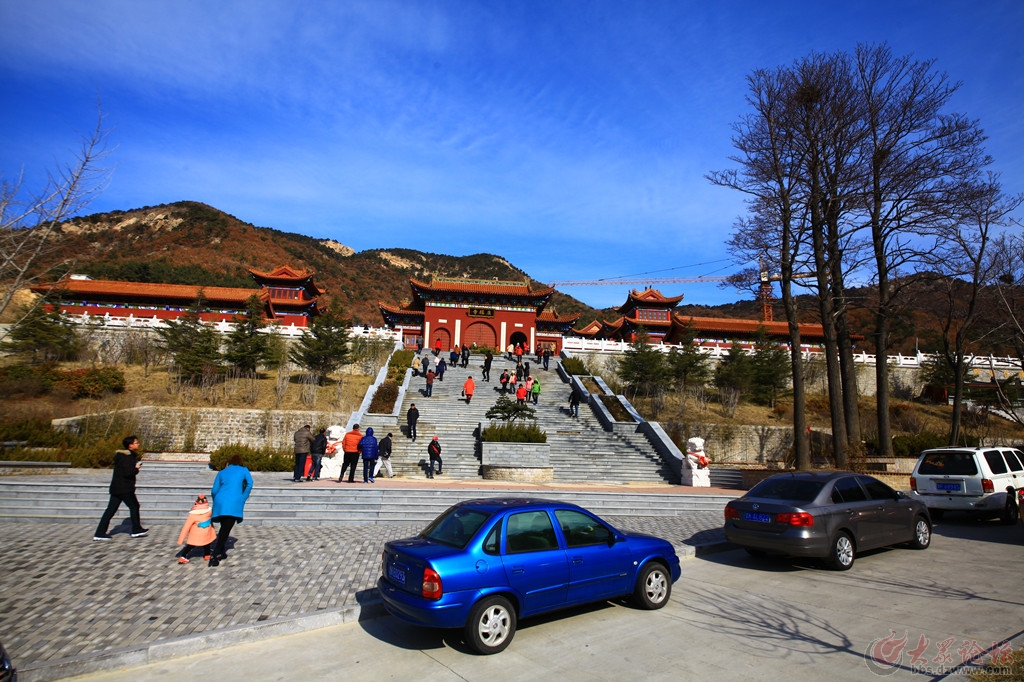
(633, 562, 671, 610)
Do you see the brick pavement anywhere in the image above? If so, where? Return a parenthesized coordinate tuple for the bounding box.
(0, 493, 726, 681)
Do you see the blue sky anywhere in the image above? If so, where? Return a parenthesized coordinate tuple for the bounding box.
(1, 1, 1022, 309)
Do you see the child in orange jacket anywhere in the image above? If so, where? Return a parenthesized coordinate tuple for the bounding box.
(176, 494, 217, 564)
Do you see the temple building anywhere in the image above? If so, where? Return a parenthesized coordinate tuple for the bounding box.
(574, 286, 828, 348)
(31, 266, 325, 327)
(379, 277, 580, 352)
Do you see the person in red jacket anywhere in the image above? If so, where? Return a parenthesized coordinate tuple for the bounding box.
(516, 383, 528, 404)
(462, 376, 475, 404)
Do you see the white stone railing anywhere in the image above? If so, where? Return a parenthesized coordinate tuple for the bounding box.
(560, 336, 1022, 372)
(55, 311, 401, 341)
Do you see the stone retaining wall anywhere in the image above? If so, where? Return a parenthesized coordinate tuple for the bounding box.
(52, 406, 351, 452)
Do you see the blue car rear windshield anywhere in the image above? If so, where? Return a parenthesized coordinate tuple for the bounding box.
(420, 507, 493, 548)
(748, 479, 824, 502)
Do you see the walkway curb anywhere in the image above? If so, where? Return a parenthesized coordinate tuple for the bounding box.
(20, 599, 386, 682)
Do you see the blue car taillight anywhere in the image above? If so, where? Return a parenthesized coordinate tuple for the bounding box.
(422, 566, 443, 600)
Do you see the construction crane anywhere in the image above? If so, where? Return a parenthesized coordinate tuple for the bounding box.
(549, 261, 816, 323)
(547, 276, 728, 287)
(757, 259, 817, 322)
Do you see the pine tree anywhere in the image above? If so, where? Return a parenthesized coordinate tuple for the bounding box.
(155, 308, 222, 382)
(289, 307, 350, 383)
(222, 295, 273, 374)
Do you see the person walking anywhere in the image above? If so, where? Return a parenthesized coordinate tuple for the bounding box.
(462, 376, 475, 404)
(515, 383, 528, 404)
(360, 427, 379, 483)
(337, 424, 362, 483)
(378, 432, 395, 478)
(293, 424, 315, 482)
(530, 377, 541, 404)
(543, 347, 552, 370)
(436, 357, 447, 382)
(427, 436, 443, 478)
(506, 343, 514, 361)
(412, 355, 422, 377)
(175, 493, 215, 564)
(407, 403, 419, 441)
(499, 369, 509, 393)
(434, 338, 442, 356)
(515, 364, 524, 382)
(208, 454, 252, 567)
(461, 345, 470, 368)
(308, 428, 327, 481)
(93, 435, 148, 540)
(425, 369, 435, 397)
(449, 347, 459, 369)
(568, 389, 580, 418)
(524, 375, 534, 393)
(514, 343, 523, 363)
(482, 351, 492, 381)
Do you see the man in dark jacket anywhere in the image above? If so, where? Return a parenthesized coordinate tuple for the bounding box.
(427, 436, 443, 479)
(293, 424, 315, 482)
(308, 428, 328, 481)
(482, 351, 492, 381)
(407, 403, 419, 440)
(378, 432, 394, 478)
(94, 435, 147, 539)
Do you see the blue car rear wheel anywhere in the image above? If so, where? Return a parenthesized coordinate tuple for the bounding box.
(465, 595, 516, 654)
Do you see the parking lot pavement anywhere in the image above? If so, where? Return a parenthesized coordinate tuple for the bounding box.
(1, 511, 726, 682)
(59, 517, 1024, 682)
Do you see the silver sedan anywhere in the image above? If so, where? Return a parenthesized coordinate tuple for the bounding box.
(724, 471, 932, 570)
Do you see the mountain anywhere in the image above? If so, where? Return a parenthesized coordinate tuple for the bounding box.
(30, 201, 608, 325)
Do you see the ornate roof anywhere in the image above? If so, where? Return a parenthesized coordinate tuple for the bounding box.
(615, 287, 684, 314)
(409, 277, 554, 299)
(676, 315, 826, 339)
(537, 310, 581, 323)
(32, 277, 266, 304)
(248, 266, 325, 296)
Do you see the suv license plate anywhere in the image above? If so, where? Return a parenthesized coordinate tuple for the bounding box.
(936, 482, 962, 492)
(743, 512, 772, 523)
(388, 564, 406, 583)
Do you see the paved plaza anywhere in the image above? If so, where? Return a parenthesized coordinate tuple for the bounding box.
(0, 473, 728, 682)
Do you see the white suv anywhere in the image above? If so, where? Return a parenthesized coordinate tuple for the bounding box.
(909, 446, 1023, 524)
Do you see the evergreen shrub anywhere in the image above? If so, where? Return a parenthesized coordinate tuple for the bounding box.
(561, 357, 588, 375)
(369, 380, 400, 413)
(209, 443, 292, 471)
(481, 422, 547, 443)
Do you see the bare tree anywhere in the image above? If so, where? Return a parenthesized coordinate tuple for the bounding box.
(929, 178, 1023, 444)
(854, 44, 990, 457)
(0, 110, 113, 332)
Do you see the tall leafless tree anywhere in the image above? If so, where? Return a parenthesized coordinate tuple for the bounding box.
(854, 44, 990, 456)
(0, 109, 112, 334)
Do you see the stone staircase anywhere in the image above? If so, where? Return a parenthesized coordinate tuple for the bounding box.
(374, 354, 676, 485)
(0, 472, 735, 526)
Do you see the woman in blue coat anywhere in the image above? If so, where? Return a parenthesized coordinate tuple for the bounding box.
(209, 454, 253, 567)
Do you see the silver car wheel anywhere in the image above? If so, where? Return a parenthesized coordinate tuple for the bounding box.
(914, 518, 931, 548)
(831, 533, 854, 570)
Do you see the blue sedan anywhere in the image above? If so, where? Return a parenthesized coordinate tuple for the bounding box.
(378, 497, 682, 654)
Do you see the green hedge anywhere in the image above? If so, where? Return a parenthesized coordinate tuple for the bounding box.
(481, 422, 547, 443)
(209, 443, 293, 472)
(561, 357, 588, 375)
(369, 380, 400, 414)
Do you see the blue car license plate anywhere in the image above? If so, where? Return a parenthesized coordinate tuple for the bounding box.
(388, 564, 406, 584)
(936, 482, 962, 492)
(743, 512, 772, 523)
